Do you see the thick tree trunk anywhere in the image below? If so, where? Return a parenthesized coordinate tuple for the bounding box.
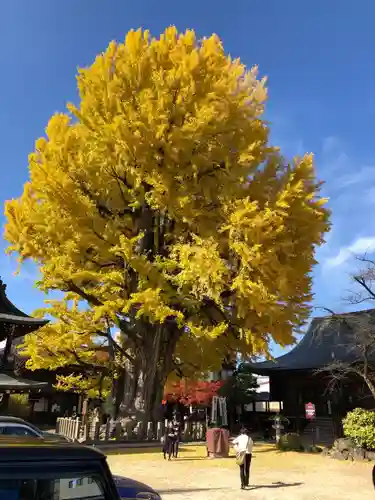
(118, 198, 180, 428)
(117, 358, 143, 416)
(113, 362, 166, 430)
(120, 322, 182, 434)
(140, 367, 168, 425)
(141, 325, 163, 422)
(112, 371, 126, 419)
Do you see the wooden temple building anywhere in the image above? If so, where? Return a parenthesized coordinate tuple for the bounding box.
(249, 309, 375, 444)
(0, 279, 78, 424)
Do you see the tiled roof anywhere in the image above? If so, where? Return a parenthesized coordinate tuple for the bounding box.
(0, 278, 48, 339)
(0, 372, 48, 390)
(248, 308, 375, 373)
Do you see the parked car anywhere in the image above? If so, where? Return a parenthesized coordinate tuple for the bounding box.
(113, 475, 162, 499)
(0, 438, 162, 499)
(0, 416, 70, 442)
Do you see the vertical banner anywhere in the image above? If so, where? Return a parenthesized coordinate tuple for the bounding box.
(218, 396, 223, 424)
(220, 397, 228, 426)
(211, 396, 218, 423)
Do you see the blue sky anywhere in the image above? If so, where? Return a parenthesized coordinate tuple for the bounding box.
(1, 1, 374, 356)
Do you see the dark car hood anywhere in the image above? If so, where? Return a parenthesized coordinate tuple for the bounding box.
(41, 431, 70, 442)
(112, 475, 158, 496)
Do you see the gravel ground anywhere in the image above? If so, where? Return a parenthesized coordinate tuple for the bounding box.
(106, 444, 375, 500)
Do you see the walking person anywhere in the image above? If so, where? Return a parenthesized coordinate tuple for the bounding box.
(171, 416, 181, 458)
(232, 427, 253, 490)
(163, 421, 177, 460)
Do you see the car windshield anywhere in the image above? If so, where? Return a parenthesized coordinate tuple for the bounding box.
(0, 421, 41, 435)
(0, 475, 105, 500)
(0, 426, 39, 437)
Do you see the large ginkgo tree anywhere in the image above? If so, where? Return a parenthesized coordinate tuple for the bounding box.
(5, 27, 330, 422)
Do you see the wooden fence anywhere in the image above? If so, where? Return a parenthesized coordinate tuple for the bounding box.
(56, 417, 207, 444)
(56, 417, 81, 442)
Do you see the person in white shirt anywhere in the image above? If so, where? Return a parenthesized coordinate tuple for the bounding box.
(232, 427, 254, 489)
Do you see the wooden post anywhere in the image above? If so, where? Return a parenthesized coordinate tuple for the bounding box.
(90, 419, 96, 440)
(69, 418, 74, 440)
(147, 422, 153, 441)
(136, 421, 144, 440)
(192, 422, 197, 441)
(70, 418, 74, 441)
(105, 420, 111, 441)
(81, 400, 89, 443)
(115, 422, 122, 440)
(156, 421, 162, 440)
(83, 420, 89, 442)
(76, 417, 81, 441)
(94, 421, 100, 441)
(184, 421, 192, 442)
(197, 422, 203, 440)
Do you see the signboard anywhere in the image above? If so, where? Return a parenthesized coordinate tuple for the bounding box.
(305, 402, 316, 420)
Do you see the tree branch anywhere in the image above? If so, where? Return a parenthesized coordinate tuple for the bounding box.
(66, 349, 109, 373)
(72, 176, 135, 220)
(197, 161, 227, 181)
(65, 280, 103, 307)
(353, 276, 375, 301)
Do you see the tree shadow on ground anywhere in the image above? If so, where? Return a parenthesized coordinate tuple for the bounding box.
(250, 481, 303, 490)
(175, 455, 235, 461)
(105, 446, 192, 456)
(253, 447, 278, 453)
(158, 487, 228, 494)
(158, 483, 302, 494)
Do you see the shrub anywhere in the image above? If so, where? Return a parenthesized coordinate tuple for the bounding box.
(6, 394, 30, 419)
(277, 432, 303, 451)
(342, 408, 375, 450)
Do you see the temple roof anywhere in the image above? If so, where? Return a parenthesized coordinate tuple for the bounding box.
(0, 372, 48, 391)
(0, 279, 48, 340)
(249, 308, 375, 374)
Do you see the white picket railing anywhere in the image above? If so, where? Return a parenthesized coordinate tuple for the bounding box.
(56, 417, 81, 442)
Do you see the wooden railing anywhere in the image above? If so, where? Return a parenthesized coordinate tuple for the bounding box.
(56, 417, 206, 444)
(56, 417, 81, 442)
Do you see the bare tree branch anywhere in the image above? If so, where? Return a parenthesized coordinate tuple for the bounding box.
(315, 304, 375, 401)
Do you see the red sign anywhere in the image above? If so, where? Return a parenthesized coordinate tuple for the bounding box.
(305, 402, 316, 420)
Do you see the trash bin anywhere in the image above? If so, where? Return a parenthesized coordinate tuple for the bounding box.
(206, 427, 230, 458)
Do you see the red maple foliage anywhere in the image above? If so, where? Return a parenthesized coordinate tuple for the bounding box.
(164, 379, 224, 406)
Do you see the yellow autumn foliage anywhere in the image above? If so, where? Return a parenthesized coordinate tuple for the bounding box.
(5, 27, 330, 388)
(55, 374, 111, 400)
